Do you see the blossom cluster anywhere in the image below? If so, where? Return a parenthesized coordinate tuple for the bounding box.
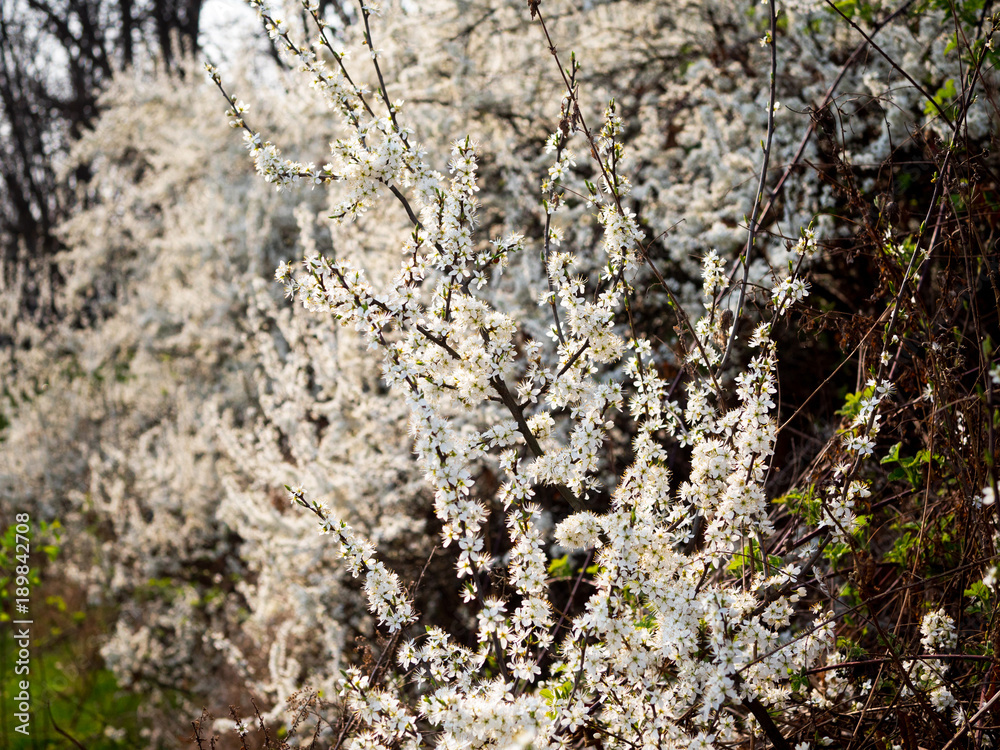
(910, 608, 959, 718)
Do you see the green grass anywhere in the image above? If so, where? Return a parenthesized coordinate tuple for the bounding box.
(0, 624, 145, 749)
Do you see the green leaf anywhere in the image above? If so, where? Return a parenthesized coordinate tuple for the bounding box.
(833, 0, 857, 17)
(965, 581, 990, 601)
(881, 442, 902, 464)
(837, 385, 875, 419)
(887, 467, 908, 483)
(548, 555, 572, 579)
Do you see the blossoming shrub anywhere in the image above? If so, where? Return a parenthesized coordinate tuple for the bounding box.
(2, 0, 999, 746)
(202, 0, 1000, 747)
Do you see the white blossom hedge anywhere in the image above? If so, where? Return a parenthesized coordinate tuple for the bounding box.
(3, 0, 1000, 747)
(201, 0, 1000, 747)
